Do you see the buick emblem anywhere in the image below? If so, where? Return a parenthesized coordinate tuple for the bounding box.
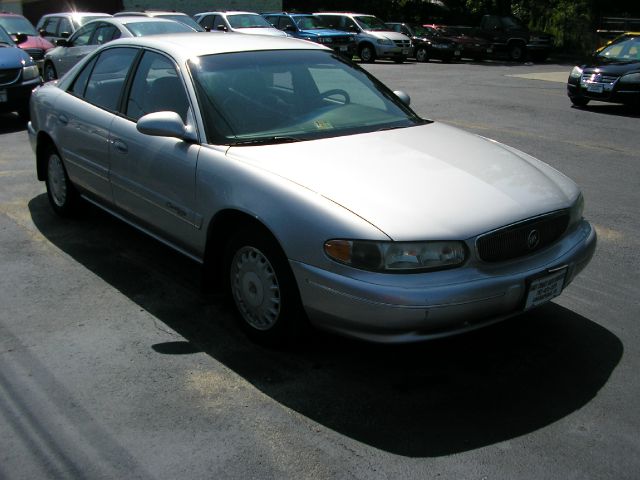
(527, 229, 540, 249)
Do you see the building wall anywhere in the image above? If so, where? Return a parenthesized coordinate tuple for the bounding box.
(122, 0, 282, 16)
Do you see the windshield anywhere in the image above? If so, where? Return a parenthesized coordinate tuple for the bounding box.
(294, 15, 326, 30)
(156, 14, 203, 31)
(597, 37, 640, 61)
(0, 25, 14, 44)
(414, 25, 438, 37)
(355, 16, 391, 32)
(227, 14, 272, 29)
(126, 21, 195, 36)
(189, 50, 424, 145)
(0, 16, 37, 36)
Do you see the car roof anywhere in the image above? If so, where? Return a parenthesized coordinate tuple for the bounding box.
(114, 11, 191, 17)
(197, 11, 260, 16)
(104, 31, 326, 59)
(88, 16, 187, 26)
(42, 12, 110, 18)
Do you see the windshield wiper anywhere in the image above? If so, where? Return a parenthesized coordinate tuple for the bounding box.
(230, 136, 303, 146)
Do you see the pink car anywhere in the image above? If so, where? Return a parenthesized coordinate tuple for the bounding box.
(0, 12, 54, 69)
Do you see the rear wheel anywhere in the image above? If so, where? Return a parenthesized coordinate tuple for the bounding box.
(415, 46, 429, 63)
(225, 227, 307, 346)
(508, 42, 526, 62)
(44, 146, 80, 216)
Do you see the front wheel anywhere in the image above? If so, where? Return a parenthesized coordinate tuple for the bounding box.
(225, 227, 306, 346)
(508, 42, 526, 62)
(44, 146, 80, 216)
(570, 96, 590, 107)
(415, 47, 429, 63)
(359, 44, 376, 63)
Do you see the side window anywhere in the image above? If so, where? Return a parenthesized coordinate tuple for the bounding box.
(263, 16, 277, 27)
(42, 17, 59, 36)
(93, 24, 119, 45)
(212, 15, 224, 30)
(279, 16, 295, 31)
(343, 18, 359, 32)
(71, 23, 97, 46)
(84, 48, 138, 111)
(58, 18, 72, 36)
(69, 56, 97, 97)
(126, 51, 190, 122)
(199, 14, 214, 30)
(401, 26, 411, 35)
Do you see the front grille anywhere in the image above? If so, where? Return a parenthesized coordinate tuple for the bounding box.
(581, 73, 619, 84)
(0, 68, 21, 86)
(393, 40, 411, 47)
(476, 211, 570, 262)
(25, 48, 44, 61)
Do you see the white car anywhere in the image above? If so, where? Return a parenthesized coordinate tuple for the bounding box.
(28, 33, 596, 345)
(194, 11, 288, 37)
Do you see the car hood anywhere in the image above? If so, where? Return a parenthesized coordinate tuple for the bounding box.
(365, 30, 410, 41)
(582, 58, 640, 74)
(0, 43, 32, 67)
(234, 27, 287, 37)
(17, 35, 54, 50)
(302, 29, 351, 37)
(227, 123, 578, 240)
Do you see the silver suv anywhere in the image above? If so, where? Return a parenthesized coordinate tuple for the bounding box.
(36, 12, 111, 44)
(314, 12, 411, 62)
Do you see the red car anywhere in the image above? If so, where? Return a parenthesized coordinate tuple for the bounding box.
(424, 24, 493, 61)
(0, 12, 54, 70)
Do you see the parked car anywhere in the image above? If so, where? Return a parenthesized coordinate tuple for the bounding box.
(113, 10, 204, 31)
(0, 12, 54, 70)
(0, 25, 41, 120)
(474, 14, 553, 62)
(424, 24, 493, 61)
(194, 11, 287, 37)
(262, 12, 356, 57)
(567, 34, 640, 107)
(314, 12, 411, 63)
(36, 12, 111, 44)
(43, 16, 199, 81)
(385, 22, 461, 62)
(28, 33, 596, 345)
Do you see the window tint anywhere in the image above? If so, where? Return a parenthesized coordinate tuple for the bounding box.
(42, 17, 60, 35)
(279, 16, 295, 31)
(84, 48, 138, 111)
(72, 23, 97, 46)
(126, 51, 190, 122)
(199, 14, 215, 30)
(93, 24, 119, 45)
(69, 56, 97, 97)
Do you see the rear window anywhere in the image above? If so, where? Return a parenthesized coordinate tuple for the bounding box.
(125, 21, 194, 36)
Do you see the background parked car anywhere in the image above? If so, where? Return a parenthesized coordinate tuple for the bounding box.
(424, 24, 493, 61)
(113, 10, 204, 31)
(0, 12, 54, 71)
(262, 12, 356, 57)
(315, 12, 411, 63)
(567, 33, 640, 107)
(194, 11, 287, 37)
(36, 12, 111, 44)
(0, 24, 41, 120)
(386, 22, 460, 62)
(43, 16, 199, 81)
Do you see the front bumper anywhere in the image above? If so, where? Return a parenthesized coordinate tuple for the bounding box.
(0, 77, 40, 113)
(292, 220, 596, 343)
(568, 79, 640, 105)
(375, 43, 411, 58)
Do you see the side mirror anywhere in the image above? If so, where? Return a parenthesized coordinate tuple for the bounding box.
(38, 28, 46, 37)
(56, 38, 69, 47)
(204, 25, 211, 32)
(393, 90, 411, 106)
(14, 33, 28, 45)
(137, 111, 197, 142)
(216, 24, 227, 32)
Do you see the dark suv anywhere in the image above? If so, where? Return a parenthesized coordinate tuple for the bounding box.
(475, 15, 553, 62)
(386, 22, 461, 62)
(263, 13, 356, 58)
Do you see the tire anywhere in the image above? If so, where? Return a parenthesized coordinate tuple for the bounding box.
(508, 42, 526, 62)
(44, 146, 80, 216)
(415, 46, 429, 63)
(43, 62, 57, 82)
(358, 44, 376, 63)
(570, 96, 590, 107)
(225, 227, 307, 346)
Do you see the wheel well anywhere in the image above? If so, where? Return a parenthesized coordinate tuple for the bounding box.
(359, 42, 374, 53)
(35, 132, 56, 181)
(203, 210, 282, 291)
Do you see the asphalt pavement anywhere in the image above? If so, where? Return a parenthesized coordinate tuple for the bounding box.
(0, 59, 638, 479)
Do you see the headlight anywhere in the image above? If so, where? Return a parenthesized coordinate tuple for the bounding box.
(619, 72, 640, 84)
(569, 66, 583, 79)
(569, 193, 584, 227)
(324, 239, 467, 272)
(22, 65, 40, 81)
(377, 38, 393, 45)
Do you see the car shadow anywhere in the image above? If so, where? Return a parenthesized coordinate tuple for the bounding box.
(571, 103, 640, 118)
(28, 194, 622, 458)
(0, 113, 27, 133)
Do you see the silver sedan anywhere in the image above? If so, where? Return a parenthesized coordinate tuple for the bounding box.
(28, 34, 596, 345)
(42, 16, 198, 81)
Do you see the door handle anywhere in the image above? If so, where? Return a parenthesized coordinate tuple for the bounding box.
(112, 139, 128, 154)
(57, 114, 68, 125)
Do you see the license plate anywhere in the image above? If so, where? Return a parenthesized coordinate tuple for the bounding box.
(524, 269, 567, 310)
(339, 46, 348, 52)
(454, 50, 461, 56)
(402, 49, 410, 55)
(587, 83, 604, 93)
(0, 89, 6, 103)
(486, 48, 493, 53)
